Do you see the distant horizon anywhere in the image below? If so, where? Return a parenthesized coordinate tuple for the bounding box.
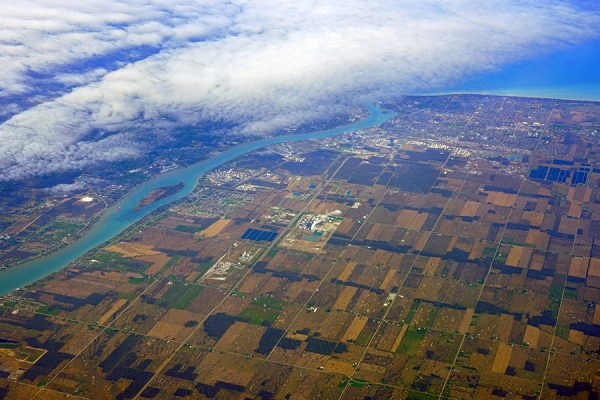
(413, 85, 600, 102)
(417, 36, 600, 102)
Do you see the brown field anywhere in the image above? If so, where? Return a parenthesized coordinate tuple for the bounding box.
(366, 223, 385, 241)
(148, 308, 199, 340)
(460, 201, 480, 217)
(593, 305, 600, 325)
(238, 273, 269, 294)
(568, 202, 581, 218)
(214, 321, 249, 350)
(337, 262, 357, 281)
(200, 218, 231, 237)
(522, 211, 544, 226)
(423, 257, 441, 276)
(106, 242, 160, 257)
(324, 358, 355, 375)
(379, 269, 397, 291)
(559, 216, 579, 235)
(410, 213, 429, 230)
(517, 247, 533, 269)
(458, 308, 474, 334)
(523, 325, 540, 347)
(4, 213, 43, 235)
(468, 241, 486, 260)
(333, 286, 358, 310)
(135, 253, 172, 275)
(568, 329, 585, 345)
(391, 324, 409, 353)
(491, 342, 513, 373)
(569, 256, 589, 279)
(342, 315, 369, 342)
(505, 246, 523, 267)
(147, 321, 185, 340)
(395, 210, 418, 228)
(525, 229, 539, 245)
(97, 298, 128, 325)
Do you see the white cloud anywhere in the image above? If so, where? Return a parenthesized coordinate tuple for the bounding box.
(0, 0, 598, 180)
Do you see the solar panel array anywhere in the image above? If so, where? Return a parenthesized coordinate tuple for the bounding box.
(552, 159, 574, 166)
(241, 228, 278, 242)
(529, 164, 587, 184)
(545, 168, 570, 183)
(572, 171, 588, 185)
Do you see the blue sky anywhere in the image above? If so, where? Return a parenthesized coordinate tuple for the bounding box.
(0, 0, 599, 181)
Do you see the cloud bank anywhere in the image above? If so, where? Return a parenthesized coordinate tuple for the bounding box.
(0, 0, 599, 180)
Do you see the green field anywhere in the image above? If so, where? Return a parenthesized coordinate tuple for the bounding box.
(160, 281, 188, 305)
(157, 255, 181, 275)
(160, 281, 204, 310)
(173, 285, 204, 310)
(117, 292, 139, 301)
(175, 225, 202, 233)
(239, 308, 279, 325)
(563, 286, 578, 300)
(403, 300, 420, 324)
(90, 251, 150, 272)
(251, 295, 287, 310)
(396, 326, 427, 355)
(194, 261, 214, 279)
(36, 306, 61, 316)
(555, 324, 570, 341)
(266, 248, 279, 258)
(354, 330, 374, 347)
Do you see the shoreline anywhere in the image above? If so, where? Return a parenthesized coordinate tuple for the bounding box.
(414, 85, 600, 103)
(0, 102, 396, 296)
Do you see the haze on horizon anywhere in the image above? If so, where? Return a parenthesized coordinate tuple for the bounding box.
(1, 0, 599, 181)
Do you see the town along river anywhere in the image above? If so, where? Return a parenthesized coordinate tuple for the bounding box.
(0, 103, 396, 296)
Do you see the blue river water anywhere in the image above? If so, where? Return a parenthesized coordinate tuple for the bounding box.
(0, 103, 397, 296)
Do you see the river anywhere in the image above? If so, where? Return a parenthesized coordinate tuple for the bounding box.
(0, 103, 396, 296)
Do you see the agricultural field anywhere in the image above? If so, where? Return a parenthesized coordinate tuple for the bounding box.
(2, 96, 600, 398)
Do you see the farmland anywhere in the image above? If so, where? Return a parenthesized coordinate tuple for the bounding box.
(2, 95, 600, 398)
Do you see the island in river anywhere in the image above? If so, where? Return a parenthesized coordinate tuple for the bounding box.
(133, 182, 185, 213)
